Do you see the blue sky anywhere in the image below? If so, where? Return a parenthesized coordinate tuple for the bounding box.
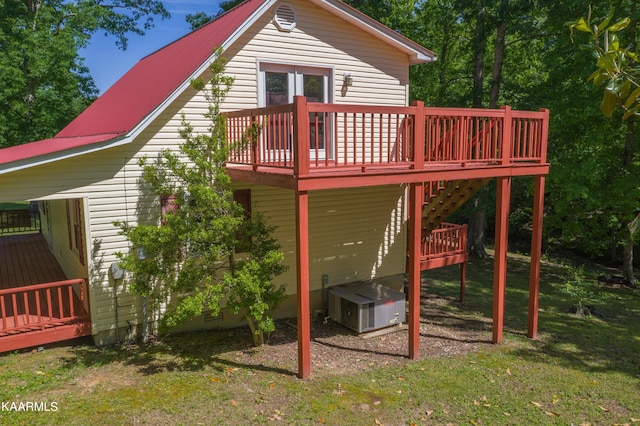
(80, 1, 222, 94)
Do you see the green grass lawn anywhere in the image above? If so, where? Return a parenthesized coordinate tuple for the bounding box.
(1, 254, 639, 425)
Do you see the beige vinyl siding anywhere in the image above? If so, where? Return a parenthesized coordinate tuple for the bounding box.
(238, 184, 407, 295)
(41, 199, 88, 281)
(0, 0, 413, 342)
(225, 0, 409, 107)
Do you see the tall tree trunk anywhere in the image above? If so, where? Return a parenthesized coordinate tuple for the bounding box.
(468, 198, 488, 257)
(437, 19, 451, 105)
(622, 122, 636, 282)
(489, 20, 507, 108)
(624, 213, 640, 283)
(471, 2, 487, 108)
(623, 233, 635, 283)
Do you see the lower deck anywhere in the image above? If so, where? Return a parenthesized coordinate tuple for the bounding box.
(0, 233, 91, 352)
(0, 233, 66, 289)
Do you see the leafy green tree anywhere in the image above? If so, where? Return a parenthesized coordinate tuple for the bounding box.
(186, 0, 245, 31)
(116, 50, 287, 345)
(0, 0, 169, 148)
(567, 8, 640, 282)
(225, 214, 288, 346)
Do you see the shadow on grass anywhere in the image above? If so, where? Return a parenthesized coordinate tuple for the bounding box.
(56, 254, 639, 382)
(60, 326, 300, 377)
(424, 256, 640, 383)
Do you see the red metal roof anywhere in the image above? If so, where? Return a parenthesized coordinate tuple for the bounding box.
(58, 0, 263, 138)
(0, 0, 434, 169)
(0, 0, 264, 167)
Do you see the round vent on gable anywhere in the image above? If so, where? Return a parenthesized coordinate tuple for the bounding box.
(274, 3, 296, 32)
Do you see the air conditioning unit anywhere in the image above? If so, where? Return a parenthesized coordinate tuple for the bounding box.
(328, 281, 406, 333)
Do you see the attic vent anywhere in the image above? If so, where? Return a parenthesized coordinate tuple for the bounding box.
(274, 3, 296, 32)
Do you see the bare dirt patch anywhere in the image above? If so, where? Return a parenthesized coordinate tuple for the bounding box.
(208, 294, 493, 378)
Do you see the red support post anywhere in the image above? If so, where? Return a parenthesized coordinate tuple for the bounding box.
(528, 175, 545, 338)
(408, 182, 423, 358)
(295, 189, 311, 379)
(411, 101, 425, 169)
(493, 176, 511, 343)
(500, 106, 512, 165)
(293, 96, 310, 177)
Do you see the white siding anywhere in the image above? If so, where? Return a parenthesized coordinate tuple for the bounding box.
(0, 0, 413, 342)
(237, 184, 407, 294)
(41, 199, 88, 281)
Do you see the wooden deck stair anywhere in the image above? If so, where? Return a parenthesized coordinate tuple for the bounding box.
(422, 178, 492, 233)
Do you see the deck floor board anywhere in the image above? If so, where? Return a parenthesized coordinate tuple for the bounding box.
(0, 233, 67, 290)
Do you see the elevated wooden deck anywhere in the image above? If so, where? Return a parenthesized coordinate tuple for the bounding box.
(225, 98, 549, 190)
(0, 234, 91, 353)
(226, 98, 550, 379)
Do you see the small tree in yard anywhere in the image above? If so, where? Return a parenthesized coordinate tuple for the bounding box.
(225, 213, 288, 346)
(115, 49, 287, 344)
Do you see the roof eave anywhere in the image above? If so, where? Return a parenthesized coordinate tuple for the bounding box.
(0, 135, 130, 175)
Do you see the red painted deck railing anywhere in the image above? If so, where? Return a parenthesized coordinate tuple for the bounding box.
(421, 223, 467, 261)
(225, 97, 549, 175)
(0, 279, 90, 335)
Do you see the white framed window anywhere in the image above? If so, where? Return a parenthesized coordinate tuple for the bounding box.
(258, 62, 333, 160)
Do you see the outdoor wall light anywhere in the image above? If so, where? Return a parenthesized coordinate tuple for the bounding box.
(343, 73, 353, 86)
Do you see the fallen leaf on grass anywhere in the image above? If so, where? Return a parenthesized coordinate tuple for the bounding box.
(599, 406, 610, 412)
(469, 419, 479, 425)
(506, 368, 511, 375)
(631, 418, 640, 423)
(544, 411, 560, 417)
(373, 400, 382, 406)
(269, 409, 283, 421)
(374, 419, 384, 425)
(318, 418, 325, 424)
(503, 412, 511, 416)
(398, 376, 405, 381)
(211, 377, 220, 383)
(474, 400, 481, 406)
(269, 382, 276, 389)
(230, 400, 238, 407)
(531, 401, 544, 408)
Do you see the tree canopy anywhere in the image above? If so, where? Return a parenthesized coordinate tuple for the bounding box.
(0, 0, 169, 148)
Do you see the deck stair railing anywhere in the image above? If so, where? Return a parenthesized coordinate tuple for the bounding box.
(422, 178, 492, 232)
(421, 223, 468, 261)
